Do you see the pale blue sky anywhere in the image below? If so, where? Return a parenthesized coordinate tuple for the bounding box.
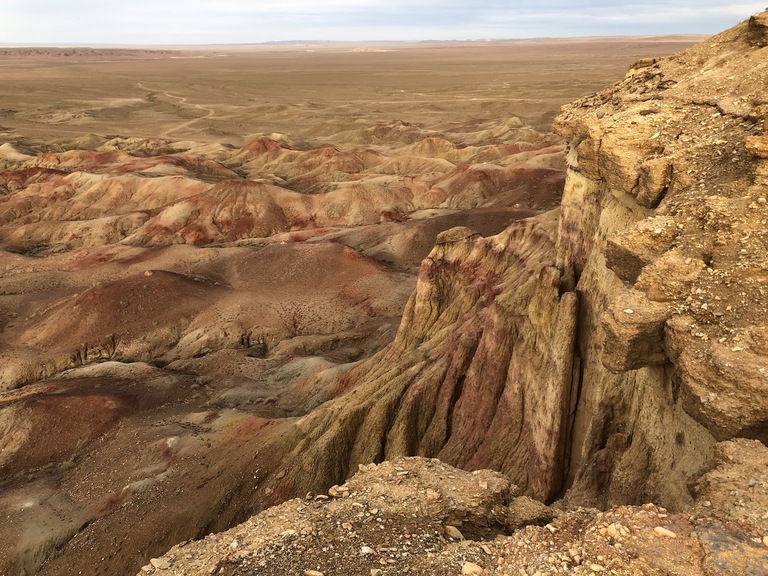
(1, 1, 765, 45)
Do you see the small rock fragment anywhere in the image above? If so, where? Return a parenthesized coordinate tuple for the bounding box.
(507, 496, 555, 529)
(328, 484, 349, 498)
(654, 526, 677, 538)
(606, 523, 621, 540)
(445, 525, 464, 540)
(361, 546, 376, 555)
(461, 561, 484, 575)
(304, 571, 324, 576)
(150, 558, 170, 570)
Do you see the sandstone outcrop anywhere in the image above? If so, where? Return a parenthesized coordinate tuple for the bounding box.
(256, 210, 578, 504)
(553, 10, 768, 505)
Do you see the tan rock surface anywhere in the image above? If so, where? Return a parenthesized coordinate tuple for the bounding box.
(553, 10, 768, 506)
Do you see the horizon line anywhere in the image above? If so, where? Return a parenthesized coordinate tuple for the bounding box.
(0, 33, 711, 49)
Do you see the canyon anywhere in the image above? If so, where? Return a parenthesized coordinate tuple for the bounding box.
(0, 16, 767, 576)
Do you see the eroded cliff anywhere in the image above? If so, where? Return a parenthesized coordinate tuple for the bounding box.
(249, 10, 768, 515)
(555, 10, 768, 509)
(140, 13, 768, 574)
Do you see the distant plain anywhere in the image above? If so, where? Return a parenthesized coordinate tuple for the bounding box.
(0, 38, 704, 144)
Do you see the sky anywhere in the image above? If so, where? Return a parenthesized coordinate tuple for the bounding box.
(1, 1, 766, 46)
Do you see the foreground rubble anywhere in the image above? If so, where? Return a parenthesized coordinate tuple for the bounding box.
(141, 457, 768, 576)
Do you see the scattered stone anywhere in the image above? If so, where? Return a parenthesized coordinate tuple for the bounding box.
(654, 526, 677, 538)
(304, 571, 324, 576)
(507, 496, 555, 529)
(461, 561, 484, 575)
(149, 558, 170, 570)
(328, 484, 350, 498)
(444, 525, 465, 540)
(606, 523, 621, 540)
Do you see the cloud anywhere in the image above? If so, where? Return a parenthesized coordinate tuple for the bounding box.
(1, 0, 765, 45)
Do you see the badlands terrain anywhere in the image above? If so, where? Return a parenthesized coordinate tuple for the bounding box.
(1, 21, 767, 576)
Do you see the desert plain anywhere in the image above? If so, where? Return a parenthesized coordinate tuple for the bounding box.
(0, 37, 704, 576)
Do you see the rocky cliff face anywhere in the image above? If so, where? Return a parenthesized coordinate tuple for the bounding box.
(139, 13, 768, 573)
(258, 211, 579, 504)
(554, 10, 768, 508)
(247, 10, 768, 514)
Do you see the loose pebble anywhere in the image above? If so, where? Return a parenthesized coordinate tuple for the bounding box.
(150, 558, 170, 570)
(461, 561, 484, 575)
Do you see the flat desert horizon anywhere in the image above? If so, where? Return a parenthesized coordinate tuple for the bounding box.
(0, 36, 705, 144)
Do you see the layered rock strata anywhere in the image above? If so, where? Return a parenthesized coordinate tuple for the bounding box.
(255, 10, 768, 514)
